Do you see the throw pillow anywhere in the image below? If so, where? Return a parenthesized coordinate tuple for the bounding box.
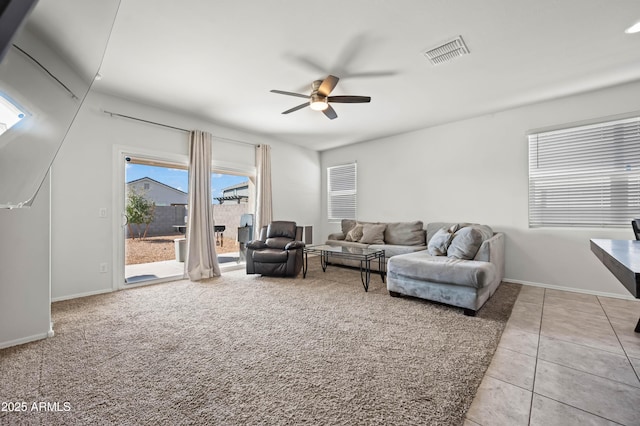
(345, 223, 364, 242)
(427, 227, 453, 256)
(360, 223, 387, 244)
(341, 219, 357, 236)
(447, 226, 485, 260)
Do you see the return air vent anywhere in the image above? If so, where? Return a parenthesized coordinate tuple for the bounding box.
(424, 36, 469, 66)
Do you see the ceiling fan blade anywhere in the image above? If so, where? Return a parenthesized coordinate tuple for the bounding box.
(328, 95, 371, 103)
(282, 102, 309, 114)
(323, 105, 338, 120)
(270, 90, 309, 99)
(343, 70, 398, 78)
(318, 75, 339, 96)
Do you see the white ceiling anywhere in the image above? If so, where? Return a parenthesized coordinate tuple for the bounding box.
(30, 0, 640, 151)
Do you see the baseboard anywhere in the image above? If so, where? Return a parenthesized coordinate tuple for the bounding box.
(51, 288, 113, 302)
(503, 278, 635, 301)
(0, 331, 49, 349)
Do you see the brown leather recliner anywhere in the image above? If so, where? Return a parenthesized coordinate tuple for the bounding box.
(246, 221, 305, 277)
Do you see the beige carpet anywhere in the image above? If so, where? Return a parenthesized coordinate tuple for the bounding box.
(1, 261, 520, 425)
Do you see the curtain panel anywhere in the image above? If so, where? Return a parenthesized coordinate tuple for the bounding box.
(255, 144, 273, 238)
(186, 130, 221, 280)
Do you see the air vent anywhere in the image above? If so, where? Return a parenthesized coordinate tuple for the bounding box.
(424, 36, 469, 66)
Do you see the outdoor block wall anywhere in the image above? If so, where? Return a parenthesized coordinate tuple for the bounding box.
(126, 205, 186, 238)
(212, 203, 249, 241)
(126, 204, 249, 240)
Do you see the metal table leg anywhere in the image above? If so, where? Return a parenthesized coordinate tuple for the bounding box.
(360, 258, 371, 292)
(303, 251, 308, 278)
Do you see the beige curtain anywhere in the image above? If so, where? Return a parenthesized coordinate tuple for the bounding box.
(186, 130, 221, 280)
(255, 144, 273, 238)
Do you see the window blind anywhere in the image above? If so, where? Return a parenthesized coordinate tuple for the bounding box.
(327, 163, 357, 221)
(528, 116, 640, 227)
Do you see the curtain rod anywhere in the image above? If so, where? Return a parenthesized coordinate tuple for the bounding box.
(102, 110, 257, 147)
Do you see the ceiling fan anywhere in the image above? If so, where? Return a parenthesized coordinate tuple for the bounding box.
(270, 75, 371, 120)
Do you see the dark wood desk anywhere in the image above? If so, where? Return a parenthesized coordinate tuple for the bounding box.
(590, 239, 640, 332)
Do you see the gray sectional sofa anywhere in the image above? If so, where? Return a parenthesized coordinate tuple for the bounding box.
(326, 220, 505, 315)
(325, 220, 428, 271)
(387, 222, 504, 316)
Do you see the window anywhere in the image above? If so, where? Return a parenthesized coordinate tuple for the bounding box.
(327, 162, 357, 221)
(528, 116, 640, 227)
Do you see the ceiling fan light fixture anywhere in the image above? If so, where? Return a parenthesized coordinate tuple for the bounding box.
(309, 94, 328, 111)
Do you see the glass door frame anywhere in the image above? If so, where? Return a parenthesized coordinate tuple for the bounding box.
(112, 146, 189, 290)
(211, 163, 257, 272)
(112, 146, 256, 288)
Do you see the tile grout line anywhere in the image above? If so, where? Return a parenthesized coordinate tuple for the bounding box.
(597, 296, 640, 384)
(464, 286, 532, 426)
(530, 393, 627, 426)
(535, 355, 640, 390)
(526, 288, 545, 425)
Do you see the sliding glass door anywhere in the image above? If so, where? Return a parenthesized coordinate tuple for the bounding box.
(123, 155, 188, 285)
(211, 170, 255, 269)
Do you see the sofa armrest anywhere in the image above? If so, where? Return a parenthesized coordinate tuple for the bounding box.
(327, 232, 345, 241)
(474, 232, 505, 281)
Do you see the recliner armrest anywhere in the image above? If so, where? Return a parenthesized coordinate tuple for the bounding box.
(285, 241, 305, 250)
(247, 240, 268, 250)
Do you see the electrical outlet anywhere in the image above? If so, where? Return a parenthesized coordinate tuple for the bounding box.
(99, 263, 108, 273)
(99, 208, 107, 218)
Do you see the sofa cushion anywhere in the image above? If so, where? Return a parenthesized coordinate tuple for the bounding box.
(388, 251, 496, 289)
(369, 244, 427, 258)
(266, 237, 293, 249)
(360, 223, 386, 244)
(327, 232, 345, 241)
(252, 248, 289, 263)
(384, 221, 426, 246)
(345, 223, 364, 242)
(447, 225, 494, 260)
(427, 227, 454, 256)
(267, 221, 297, 239)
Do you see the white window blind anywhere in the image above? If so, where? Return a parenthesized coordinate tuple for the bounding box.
(528, 116, 640, 228)
(327, 163, 357, 221)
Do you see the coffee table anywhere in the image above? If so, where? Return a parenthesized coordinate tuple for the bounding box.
(303, 244, 385, 292)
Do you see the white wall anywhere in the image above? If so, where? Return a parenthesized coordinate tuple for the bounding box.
(50, 91, 321, 301)
(0, 173, 51, 348)
(321, 80, 640, 298)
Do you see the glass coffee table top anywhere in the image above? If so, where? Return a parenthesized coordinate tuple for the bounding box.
(304, 244, 384, 258)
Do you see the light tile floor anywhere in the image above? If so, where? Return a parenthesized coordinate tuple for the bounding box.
(465, 286, 640, 426)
